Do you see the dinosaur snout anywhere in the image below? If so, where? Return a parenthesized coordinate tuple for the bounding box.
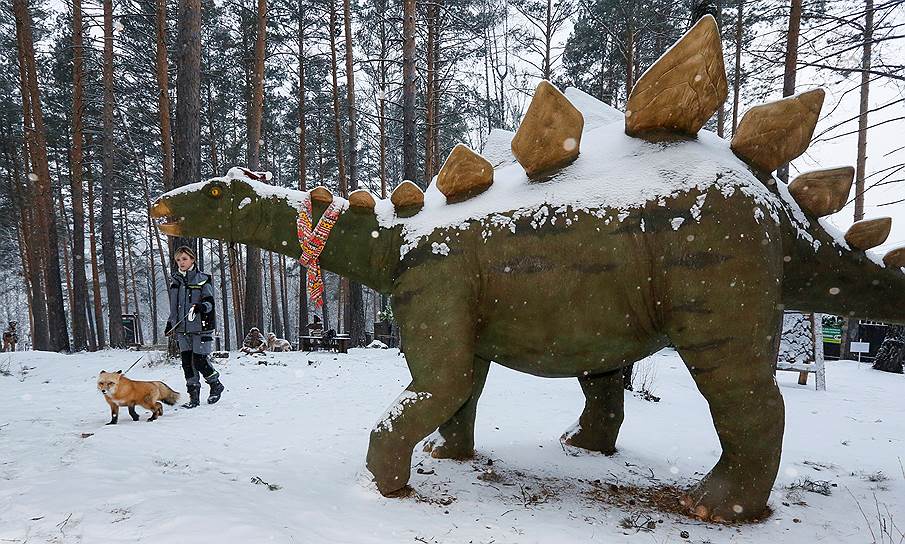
(150, 198, 182, 235)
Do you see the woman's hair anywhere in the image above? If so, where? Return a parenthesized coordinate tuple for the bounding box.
(174, 245, 197, 262)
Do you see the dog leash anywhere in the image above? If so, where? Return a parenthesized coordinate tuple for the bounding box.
(121, 355, 145, 376)
(164, 307, 195, 337)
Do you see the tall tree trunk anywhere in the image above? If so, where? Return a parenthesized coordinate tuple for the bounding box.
(777, 0, 801, 182)
(279, 256, 290, 343)
(732, 0, 743, 135)
(714, 0, 725, 137)
(229, 243, 244, 343)
(244, 0, 267, 333)
(56, 179, 75, 324)
(207, 85, 231, 350)
(101, 0, 124, 348)
(120, 205, 130, 314)
(217, 241, 231, 350)
(156, 0, 175, 192)
(14, 7, 47, 351)
(173, 0, 202, 268)
(14, 0, 70, 352)
(297, 0, 309, 344)
(343, 0, 366, 347)
(624, 25, 634, 99)
(424, 1, 436, 184)
(854, 0, 872, 223)
(70, 0, 89, 351)
(147, 220, 159, 345)
(85, 286, 97, 350)
(268, 252, 283, 338)
(126, 221, 144, 345)
(328, 0, 348, 337)
(544, 0, 552, 79)
(85, 141, 106, 348)
(842, 0, 874, 361)
(402, 0, 416, 181)
(328, 0, 347, 195)
(344, 0, 358, 192)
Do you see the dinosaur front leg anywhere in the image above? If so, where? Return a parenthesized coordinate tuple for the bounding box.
(675, 334, 784, 522)
(366, 291, 477, 496)
(423, 356, 490, 460)
(561, 369, 624, 454)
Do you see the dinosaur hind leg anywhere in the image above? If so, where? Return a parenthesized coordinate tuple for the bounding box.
(561, 368, 625, 454)
(423, 355, 490, 460)
(672, 324, 784, 522)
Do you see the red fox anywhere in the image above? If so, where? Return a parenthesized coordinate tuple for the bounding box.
(97, 370, 180, 424)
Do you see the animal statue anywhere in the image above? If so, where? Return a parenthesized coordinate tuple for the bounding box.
(151, 16, 905, 522)
(266, 332, 292, 352)
(240, 326, 267, 354)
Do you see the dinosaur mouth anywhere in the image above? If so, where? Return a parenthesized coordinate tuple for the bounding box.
(150, 200, 182, 235)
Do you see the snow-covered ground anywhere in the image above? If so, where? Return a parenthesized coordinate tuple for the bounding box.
(1, 347, 903, 543)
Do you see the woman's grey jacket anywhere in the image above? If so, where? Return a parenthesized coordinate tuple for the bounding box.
(167, 268, 216, 354)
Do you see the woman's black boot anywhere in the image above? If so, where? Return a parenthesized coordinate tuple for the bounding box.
(182, 385, 201, 409)
(207, 379, 224, 404)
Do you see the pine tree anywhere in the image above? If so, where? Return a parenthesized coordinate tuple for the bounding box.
(69, 0, 89, 351)
(243, 0, 267, 333)
(13, 0, 70, 352)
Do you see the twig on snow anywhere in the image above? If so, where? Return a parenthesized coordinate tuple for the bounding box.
(56, 513, 73, 534)
(845, 486, 877, 543)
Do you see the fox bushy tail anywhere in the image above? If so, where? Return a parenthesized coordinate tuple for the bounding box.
(156, 382, 180, 405)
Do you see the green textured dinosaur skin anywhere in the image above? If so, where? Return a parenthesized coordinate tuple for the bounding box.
(152, 171, 905, 522)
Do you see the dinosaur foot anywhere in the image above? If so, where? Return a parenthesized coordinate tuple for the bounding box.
(366, 463, 411, 497)
(560, 422, 617, 455)
(366, 432, 412, 496)
(678, 475, 771, 523)
(422, 434, 475, 460)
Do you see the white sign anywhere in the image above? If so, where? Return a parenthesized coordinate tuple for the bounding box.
(850, 341, 870, 353)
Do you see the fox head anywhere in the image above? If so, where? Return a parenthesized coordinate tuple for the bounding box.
(97, 370, 123, 397)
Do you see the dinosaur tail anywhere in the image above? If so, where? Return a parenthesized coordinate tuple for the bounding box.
(780, 198, 905, 325)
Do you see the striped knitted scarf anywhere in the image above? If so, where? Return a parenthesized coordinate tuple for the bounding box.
(297, 195, 344, 308)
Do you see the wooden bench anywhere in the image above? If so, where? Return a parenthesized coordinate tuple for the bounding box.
(299, 334, 351, 354)
(775, 360, 826, 391)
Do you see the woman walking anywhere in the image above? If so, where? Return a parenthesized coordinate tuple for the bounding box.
(165, 245, 225, 408)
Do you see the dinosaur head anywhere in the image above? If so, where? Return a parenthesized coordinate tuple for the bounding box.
(150, 168, 301, 250)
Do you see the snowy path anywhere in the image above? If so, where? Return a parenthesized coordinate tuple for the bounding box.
(1, 348, 903, 543)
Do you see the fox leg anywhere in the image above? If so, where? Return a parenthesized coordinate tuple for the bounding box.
(128, 405, 140, 421)
(366, 281, 476, 496)
(561, 368, 625, 454)
(104, 397, 119, 425)
(423, 355, 490, 460)
(143, 397, 162, 421)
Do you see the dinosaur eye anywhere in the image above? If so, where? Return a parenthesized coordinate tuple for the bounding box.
(209, 186, 223, 198)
